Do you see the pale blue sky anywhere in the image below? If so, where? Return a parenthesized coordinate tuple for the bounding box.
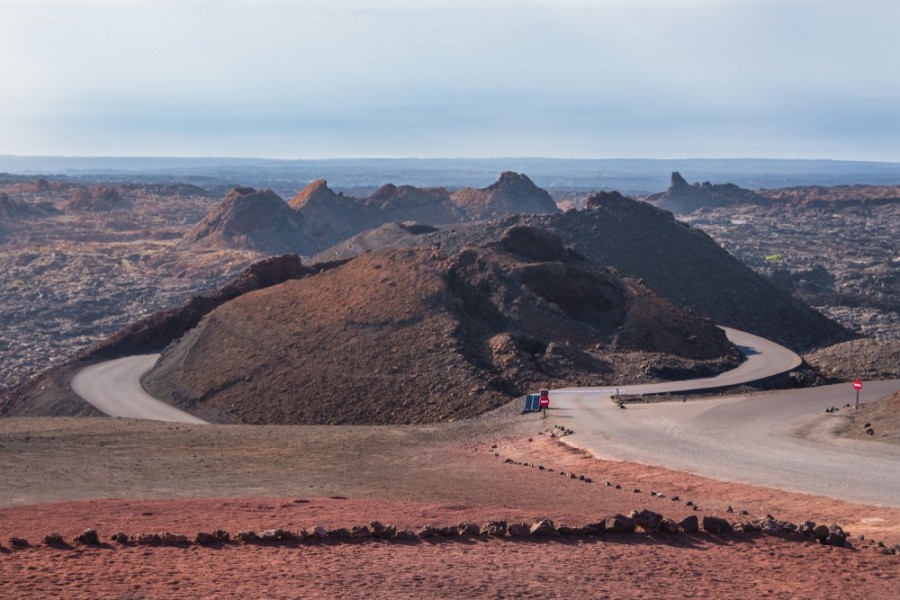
(1, 0, 898, 160)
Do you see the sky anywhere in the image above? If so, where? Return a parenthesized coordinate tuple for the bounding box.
(1, 0, 899, 160)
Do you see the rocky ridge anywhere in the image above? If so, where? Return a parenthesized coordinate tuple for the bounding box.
(645, 172, 768, 214)
(315, 193, 852, 351)
(185, 173, 559, 257)
(451, 171, 558, 220)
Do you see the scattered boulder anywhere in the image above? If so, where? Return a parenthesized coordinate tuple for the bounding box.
(369, 521, 397, 540)
(630, 509, 664, 533)
(438, 525, 459, 537)
(134, 533, 162, 545)
(43, 533, 65, 546)
(812, 524, 830, 542)
(235, 530, 261, 543)
(260, 529, 296, 543)
(9, 537, 29, 548)
(418, 525, 439, 539)
(508, 523, 531, 538)
(556, 525, 584, 536)
(605, 514, 636, 534)
(111, 532, 130, 545)
(214, 529, 231, 543)
(458, 523, 481, 537)
(701, 516, 733, 534)
(395, 529, 418, 541)
(158, 532, 188, 546)
(583, 521, 606, 536)
(679, 515, 699, 533)
(483, 520, 508, 537)
(327, 527, 352, 540)
(75, 529, 100, 545)
(195, 531, 217, 545)
(660, 519, 680, 535)
(529, 520, 559, 538)
(310, 526, 328, 540)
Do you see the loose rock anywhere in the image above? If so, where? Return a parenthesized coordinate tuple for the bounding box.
(630, 509, 663, 533)
(605, 514, 636, 534)
(75, 529, 100, 545)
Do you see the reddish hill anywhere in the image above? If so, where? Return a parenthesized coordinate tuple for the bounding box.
(180, 187, 313, 254)
(143, 226, 738, 425)
(452, 171, 559, 220)
(315, 193, 852, 350)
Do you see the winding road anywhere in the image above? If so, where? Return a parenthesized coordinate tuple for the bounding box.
(70, 328, 899, 505)
(71, 354, 206, 424)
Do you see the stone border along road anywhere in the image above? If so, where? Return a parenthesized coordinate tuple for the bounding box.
(71, 328, 899, 506)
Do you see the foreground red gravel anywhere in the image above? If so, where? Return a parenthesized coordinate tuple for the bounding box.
(1, 496, 898, 599)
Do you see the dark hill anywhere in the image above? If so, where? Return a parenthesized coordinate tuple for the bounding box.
(315, 194, 852, 351)
(452, 171, 559, 220)
(143, 231, 739, 425)
(200, 172, 557, 256)
(63, 185, 130, 212)
(0, 192, 60, 219)
(365, 183, 465, 224)
(180, 187, 313, 254)
(648, 172, 768, 214)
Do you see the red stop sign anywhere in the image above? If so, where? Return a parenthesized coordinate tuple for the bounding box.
(853, 379, 863, 391)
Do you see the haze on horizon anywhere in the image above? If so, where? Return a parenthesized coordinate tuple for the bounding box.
(1, 0, 898, 162)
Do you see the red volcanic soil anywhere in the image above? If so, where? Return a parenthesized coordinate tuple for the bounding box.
(1, 435, 898, 599)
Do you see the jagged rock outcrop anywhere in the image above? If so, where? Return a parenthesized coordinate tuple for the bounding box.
(190, 174, 557, 256)
(649, 172, 768, 214)
(452, 172, 559, 220)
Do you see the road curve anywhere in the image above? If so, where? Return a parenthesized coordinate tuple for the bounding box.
(70, 329, 899, 505)
(552, 330, 900, 506)
(71, 355, 208, 424)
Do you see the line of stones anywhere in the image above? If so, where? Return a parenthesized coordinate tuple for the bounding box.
(5, 511, 892, 553)
(495, 434, 900, 555)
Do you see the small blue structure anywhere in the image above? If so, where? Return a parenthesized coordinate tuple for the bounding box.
(524, 394, 541, 412)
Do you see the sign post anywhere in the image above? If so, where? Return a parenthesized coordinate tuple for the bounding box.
(853, 378, 863, 409)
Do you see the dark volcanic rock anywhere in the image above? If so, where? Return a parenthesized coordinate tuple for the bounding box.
(0, 192, 60, 219)
(651, 172, 768, 214)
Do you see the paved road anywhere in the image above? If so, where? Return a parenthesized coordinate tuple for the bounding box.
(71, 355, 208, 424)
(552, 377, 900, 507)
(70, 329, 899, 505)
